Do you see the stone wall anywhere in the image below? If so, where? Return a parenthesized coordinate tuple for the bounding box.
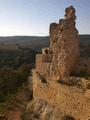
(36, 51, 52, 80)
(36, 54, 43, 74)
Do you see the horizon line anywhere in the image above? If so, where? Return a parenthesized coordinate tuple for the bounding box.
(0, 34, 90, 37)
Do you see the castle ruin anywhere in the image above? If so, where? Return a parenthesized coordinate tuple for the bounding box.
(35, 6, 90, 81)
(33, 6, 90, 120)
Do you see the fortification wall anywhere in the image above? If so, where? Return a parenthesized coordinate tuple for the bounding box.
(33, 70, 90, 120)
(36, 53, 51, 79)
(36, 54, 90, 78)
(36, 54, 43, 74)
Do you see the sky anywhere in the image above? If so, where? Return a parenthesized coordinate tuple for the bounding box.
(0, 0, 90, 36)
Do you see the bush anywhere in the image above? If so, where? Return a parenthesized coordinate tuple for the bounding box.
(0, 64, 31, 102)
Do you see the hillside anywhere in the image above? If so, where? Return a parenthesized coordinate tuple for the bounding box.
(0, 37, 38, 119)
(0, 35, 90, 51)
(79, 35, 90, 45)
(0, 36, 50, 51)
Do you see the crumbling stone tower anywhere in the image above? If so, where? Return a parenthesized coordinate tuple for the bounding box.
(36, 6, 80, 80)
(49, 6, 80, 79)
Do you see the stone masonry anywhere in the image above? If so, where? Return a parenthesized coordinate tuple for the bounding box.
(49, 6, 80, 79)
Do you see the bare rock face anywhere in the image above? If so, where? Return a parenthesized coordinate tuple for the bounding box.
(26, 99, 75, 120)
(49, 6, 80, 79)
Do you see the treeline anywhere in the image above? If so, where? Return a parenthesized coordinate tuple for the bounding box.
(0, 48, 37, 69)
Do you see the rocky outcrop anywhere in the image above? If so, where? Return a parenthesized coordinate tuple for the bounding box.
(26, 99, 76, 120)
(32, 70, 90, 120)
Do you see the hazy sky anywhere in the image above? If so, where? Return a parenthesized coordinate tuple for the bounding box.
(0, 0, 90, 36)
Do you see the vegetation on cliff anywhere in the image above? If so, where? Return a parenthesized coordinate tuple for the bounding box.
(0, 48, 37, 112)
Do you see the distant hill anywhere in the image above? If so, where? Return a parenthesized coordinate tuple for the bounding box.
(0, 35, 89, 51)
(79, 35, 90, 45)
(0, 36, 49, 51)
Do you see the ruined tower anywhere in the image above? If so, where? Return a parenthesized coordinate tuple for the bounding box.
(36, 6, 80, 80)
(49, 6, 80, 79)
